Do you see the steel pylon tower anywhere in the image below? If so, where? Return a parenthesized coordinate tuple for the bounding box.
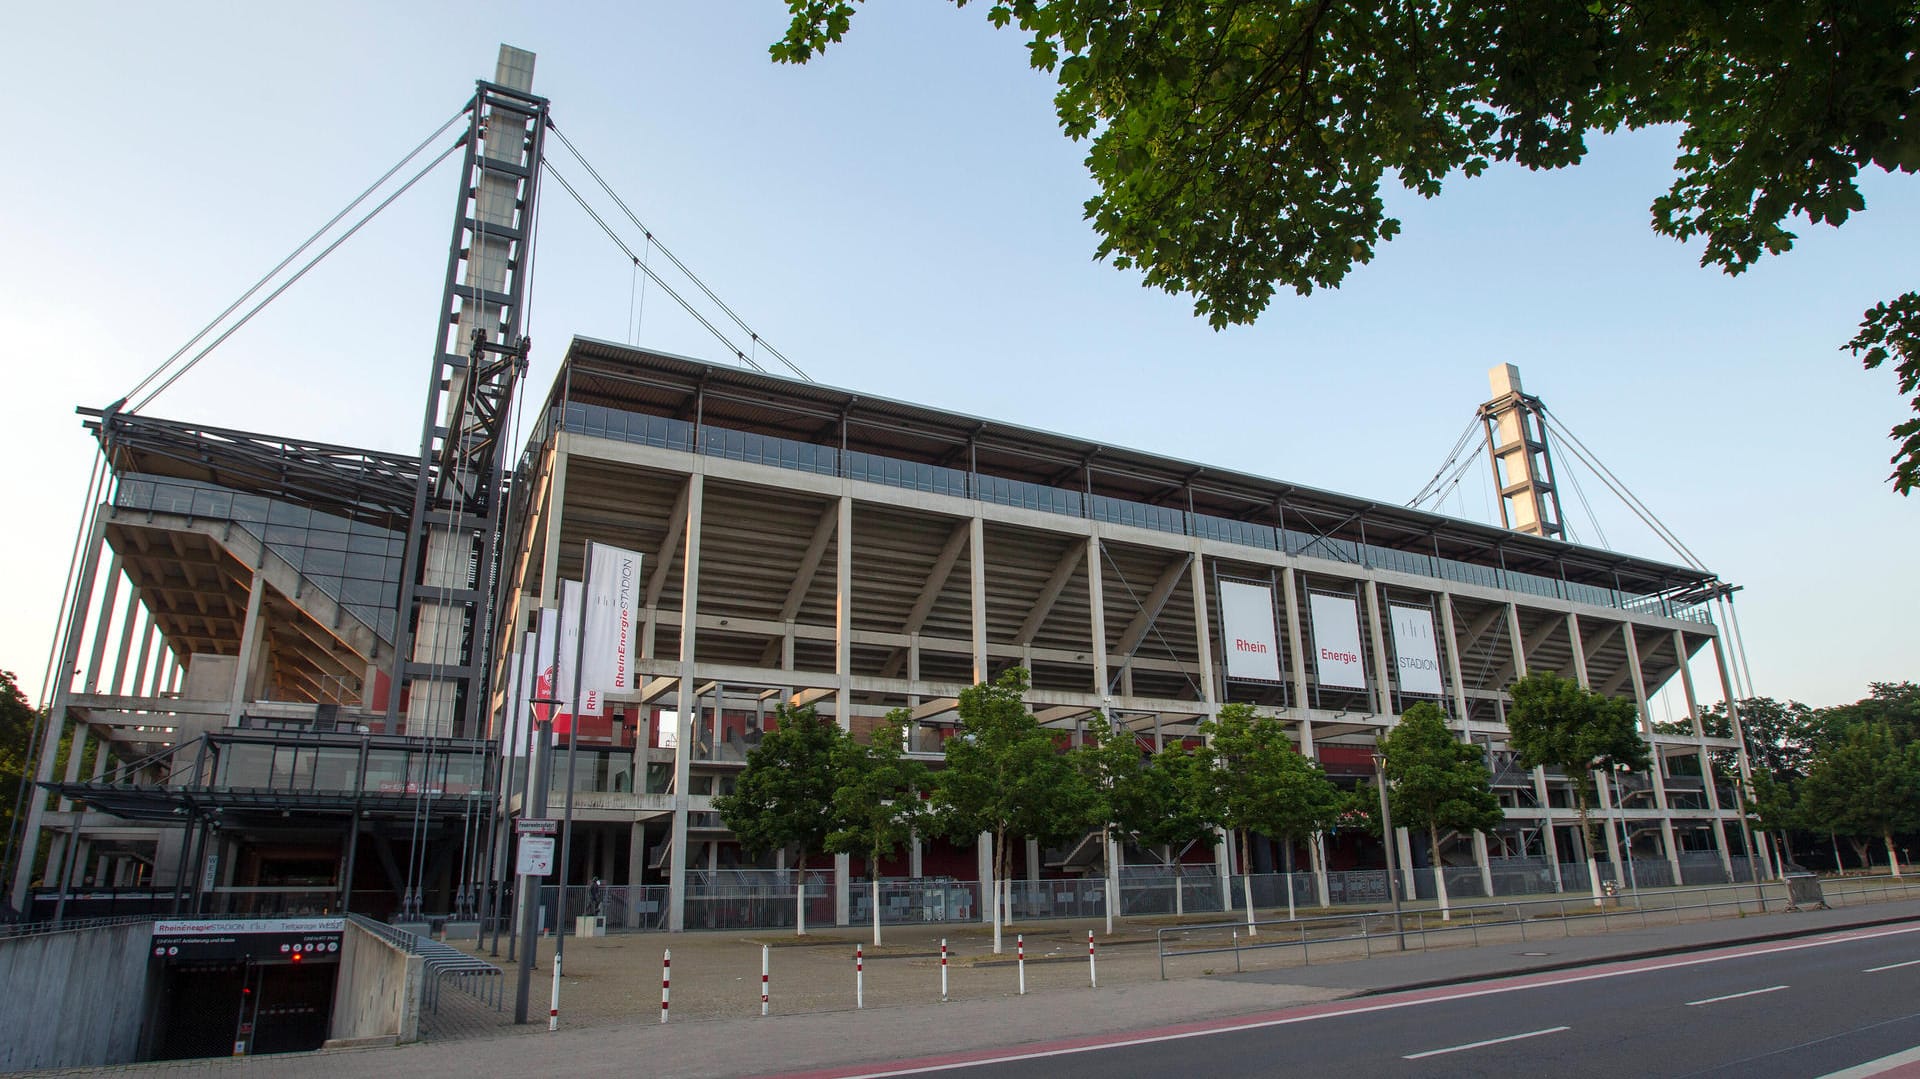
(1477, 363, 1568, 540)
(387, 46, 547, 737)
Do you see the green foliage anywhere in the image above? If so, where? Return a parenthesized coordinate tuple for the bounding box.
(1744, 770, 1800, 837)
(1798, 722, 1920, 855)
(1377, 702, 1503, 838)
(712, 704, 845, 867)
(825, 712, 931, 880)
(1197, 703, 1343, 853)
(1506, 670, 1648, 858)
(1819, 681, 1920, 743)
(937, 668, 1099, 881)
(1068, 711, 1152, 840)
(1134, 741, 1221, 853)
(1, 671, 39, 876)
(779, 1, 1920, 492)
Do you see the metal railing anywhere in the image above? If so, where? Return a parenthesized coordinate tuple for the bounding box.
(1155, 878, 1787, 978)
(350, 914, 502, 1014)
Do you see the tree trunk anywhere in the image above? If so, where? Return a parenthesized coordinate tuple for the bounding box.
(1848, 836, 1871, 871)
(1577, 782, 1602, 908)
(1283, 840, 1296, 922)
(1166, 845, 1184, 916)
(1886, 832, 1904, 879)
(1102, 824, 1115, 936)
(795, 848, 808, 937)
(1430, 824, 1451, 922)
(991, 830, 1005, 954)
(871, 872, 882, 946)
(1240, 829, 1256, 936)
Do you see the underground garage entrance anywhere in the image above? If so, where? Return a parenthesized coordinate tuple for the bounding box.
(147, 918, 343, 1059)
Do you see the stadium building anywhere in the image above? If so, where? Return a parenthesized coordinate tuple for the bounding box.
(7, 47, 1767, 939)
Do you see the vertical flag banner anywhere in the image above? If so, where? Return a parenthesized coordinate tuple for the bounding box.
(1218, 581, 1282, 682)
(1308, 593, 1368, 690)
(533, 607, 560, 733)
(500, 648, 522, 751)
(554, 580, 600, 736)
(1388, 605, 1445, 696)
(582, 544, 643, 696)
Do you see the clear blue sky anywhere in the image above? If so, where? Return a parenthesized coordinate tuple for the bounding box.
(4, 2, 1914, 712)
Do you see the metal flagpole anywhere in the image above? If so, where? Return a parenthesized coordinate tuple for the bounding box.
(514, 592, 565, 1024)
(556, 541, 594, 963)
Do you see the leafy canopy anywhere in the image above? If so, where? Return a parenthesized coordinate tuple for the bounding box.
(937, 668, 1099, 851)
(1798, 722, 1920, 845)
(778, 1, 1920, 493)
(825, 712, 931, 878)
(1506, 670, 1649, 779)
(712, 703, 846, 863)
(1197, 703, 1343, 845)
(1377, 702, 1503, 837)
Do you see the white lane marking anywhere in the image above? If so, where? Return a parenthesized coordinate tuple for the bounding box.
(802, 924, 1920, 1079)
(1864, 959, 1920, 973)
(1686, 984, 1789, 1007)
(1816, 1044, 1920, 1078)
(1403, 1026, 1570, 1060)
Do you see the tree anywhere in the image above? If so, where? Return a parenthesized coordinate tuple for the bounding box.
(0, 671, 41, 905)
(711, 703, 845, 936)
(1069, 711, 1153, 933)
(1505, 670, 1649, 904)
(1743, 769, 1800, 872)
(937, 668, 1097, 952)
(777, 2, 1920, 493)
(1198, 703, 1343, 928)
(1798, 722, 1920, 876)
(1819, 682, 1920, 745)
(825, 711, 930, 945)
(1376, 702, 1503, 921)
(1132, 741, 1221, 917)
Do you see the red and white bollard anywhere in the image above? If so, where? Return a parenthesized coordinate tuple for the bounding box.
(760, 944, 770, 1016)
(660, 949, 671, 1024)
(1088, 930, 1098, 989)
(855, 944, 865, 1009)
(548, 952, 561, 1031)
(940, 938, 949, 1002)
(1017, 933, 1026, 995)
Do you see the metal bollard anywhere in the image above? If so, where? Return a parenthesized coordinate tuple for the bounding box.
(1017, 933, 1026, 995)
(660, 949, 670, 1024)
(856, 944, 864, 1009)
(548, 952, 561, 1031)
(1088, 930, 1098, 989)
(940, 938, 949, 1002)
(761, 944, 770, 1016)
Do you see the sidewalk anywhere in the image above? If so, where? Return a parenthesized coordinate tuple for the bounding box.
(52, 889, 1920, 1078)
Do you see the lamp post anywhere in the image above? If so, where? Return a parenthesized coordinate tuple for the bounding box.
(1611, 764, 1640, 899)
(1371, 752, 1406, 951)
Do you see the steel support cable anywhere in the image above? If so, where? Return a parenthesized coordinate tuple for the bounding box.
(545, 126, 812, 382)
(121, 108, 468, 410)
(543, 160, 769, 374)
(1409, 418, 1484, 507)
(1426, 433, 1492, 512)
(1560, 449, 1609, 550)
(2, 451, 108, 892)
(130, 139, 465, 414)
(1538, 410, 1707, 572)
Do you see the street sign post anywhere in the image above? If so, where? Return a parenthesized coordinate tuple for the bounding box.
(516, 818, 558, 836)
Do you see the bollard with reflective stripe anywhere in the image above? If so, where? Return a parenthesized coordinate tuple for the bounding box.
(548, 952, 562, 1031)
(1088, 930, 1097, 989)
(661, 949, 671, 1024)
(1017, 933, 1026, 995)
(856, 944, 865, 1009)
(761, 944, 770, 1016)
(940, 938, 949, 1002)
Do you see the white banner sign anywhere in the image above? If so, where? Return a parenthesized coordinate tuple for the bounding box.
(554, 582, 602, 734)
(582, 543, 643, 696)
(516, 835, 556, 877)
(1309, 593, 1367, 690)
(1218, 581, 1282, 682)
(1389, 605, 1445, 696)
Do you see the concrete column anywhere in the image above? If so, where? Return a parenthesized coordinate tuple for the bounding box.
(1597, 768, 1624, 875)
(1363, 580, 1393, 716)
(1472, 831, 1493, 897)
(1622, 623, 1682, 883)
(1281, 567, 1309, 717)
(1024, 837, 1040, 886)
(538, 440, 570, 605)
(1439, 594, 1471, 725)
(1506, 603, 1561, 890)
(131, 615, 156, 700)
(668, 472, 703, 932)
(83, 559, 123, 694)
(228, 567, 267, 724)
(977, 837, 993, 924)
(1567, 613, 1590, 686)
(626, 823, 646, 928)
(1395, 827, 1415, 900)
(969, 515, 988, 683)
(1676, 630, 1733, 879)
(1087, 536, 1109, 698)
(109, 587, 140, 695)
(833, 496, 853, 926)
(1188, 556, 1230, 899)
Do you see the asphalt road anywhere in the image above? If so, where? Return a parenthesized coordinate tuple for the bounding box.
(801, 922, 1920, 1079)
